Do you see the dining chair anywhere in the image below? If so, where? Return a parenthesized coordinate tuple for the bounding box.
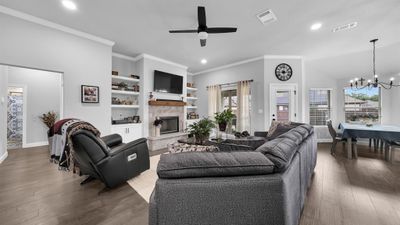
(384, 141, 400, 164)
(327, 120, 357, 157)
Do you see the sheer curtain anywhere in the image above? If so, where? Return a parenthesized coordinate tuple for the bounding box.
(207, 85, 221, 118)
(237, 80, 251, 132)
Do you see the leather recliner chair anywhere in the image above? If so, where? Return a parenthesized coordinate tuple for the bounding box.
(70, 130, 150, 188)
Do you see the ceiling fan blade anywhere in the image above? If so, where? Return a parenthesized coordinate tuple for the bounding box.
(200, 39, 206, 47)
(169, 30, 198, 33)
(198, 6, 206, 28)
(206, 27, 237, 33)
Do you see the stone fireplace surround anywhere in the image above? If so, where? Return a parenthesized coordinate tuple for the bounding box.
(148, 105, 187, 151)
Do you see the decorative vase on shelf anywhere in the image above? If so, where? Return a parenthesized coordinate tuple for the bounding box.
(155, 125, 161, 137)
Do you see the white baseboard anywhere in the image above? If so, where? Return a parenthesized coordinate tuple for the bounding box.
(0, 151, 8, 164)
(23, 141, 48, 148)
(317, 139, 332, 143)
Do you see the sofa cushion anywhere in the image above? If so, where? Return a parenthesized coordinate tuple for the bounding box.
(157, 151, 275, 179)
(255, 137, 298, 172)
(256, 124, 314, 172)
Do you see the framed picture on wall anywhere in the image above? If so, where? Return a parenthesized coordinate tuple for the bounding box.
(81, 85, 99, 103)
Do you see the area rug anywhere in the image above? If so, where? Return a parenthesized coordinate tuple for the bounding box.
(127, 154, 160, 203)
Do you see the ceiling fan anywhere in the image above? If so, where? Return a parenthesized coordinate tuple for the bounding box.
(169, 6, 237, 47)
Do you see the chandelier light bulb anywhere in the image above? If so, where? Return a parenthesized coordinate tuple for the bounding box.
(374, 74, 378, 78)
(367, 79, 372, 83)
(350, 80, 354, 83)
(390, 77, 395, 81)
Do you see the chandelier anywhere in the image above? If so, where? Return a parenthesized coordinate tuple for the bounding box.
(349, 39, 399, 89)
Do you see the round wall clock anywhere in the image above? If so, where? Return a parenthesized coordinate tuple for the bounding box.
(275, 63, 293, 81)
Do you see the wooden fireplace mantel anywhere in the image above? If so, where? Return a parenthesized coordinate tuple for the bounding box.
(148, 100, 186, 107)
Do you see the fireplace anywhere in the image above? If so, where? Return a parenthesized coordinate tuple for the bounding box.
(160, 116, 179, 135)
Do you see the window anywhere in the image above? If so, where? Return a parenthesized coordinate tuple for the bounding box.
(221, 89, 237, 130)
(344, 87, 380, 123)
(309, 89, 331, 126)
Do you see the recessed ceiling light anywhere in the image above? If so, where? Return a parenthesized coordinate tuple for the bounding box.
(310, 23, 322, 31)
(62, 0, 77, 11)
(201, 59, 207, 64)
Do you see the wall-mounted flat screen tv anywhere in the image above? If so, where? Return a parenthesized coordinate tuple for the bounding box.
(154, 70, 183, 94)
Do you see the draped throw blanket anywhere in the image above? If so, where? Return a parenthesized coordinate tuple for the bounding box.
(207, 85, 221, 118)
(49, 120, 100, 171)
(237, 80, 251, 132)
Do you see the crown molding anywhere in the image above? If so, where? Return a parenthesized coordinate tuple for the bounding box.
(193, 56, 264, 75)
(112, 52, 138, 61)
(0, 5, 115, 47)
(263, 55, 303, 59)
(135, 54, 188, 70)
(193, 55, 304, 75)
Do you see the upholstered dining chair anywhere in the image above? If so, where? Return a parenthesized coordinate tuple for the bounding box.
(384, 141, 400, 164)
(327, 120, 357, 157)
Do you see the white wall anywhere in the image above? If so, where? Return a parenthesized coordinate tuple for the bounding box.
(8, 66, 62, 146)
(0, 66, 8, 163)
(264, 57, 304, 127)
(137, 56, 187, 137)
(392, 87, 400, 125)
(0, 13, 113, 137)
(194, 59, 265, 133)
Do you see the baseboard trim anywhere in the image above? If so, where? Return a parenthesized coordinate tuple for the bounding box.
(0, 151, 8, 164)
(23, 141, 48, 148)
(317, 139, 332, 143)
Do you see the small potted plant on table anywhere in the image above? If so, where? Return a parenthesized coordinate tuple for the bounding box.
(187, 118, 215, 145)
(214, 109, 234, 132)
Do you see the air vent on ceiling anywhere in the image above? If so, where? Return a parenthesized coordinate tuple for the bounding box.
(332, 22, 358, 33)
(256, 9, 277, 25)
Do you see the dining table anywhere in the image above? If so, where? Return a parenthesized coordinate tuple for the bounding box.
(338, 123, 400, 159)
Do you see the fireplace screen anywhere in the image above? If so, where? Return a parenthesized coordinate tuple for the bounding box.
(160, 116, 179, 134)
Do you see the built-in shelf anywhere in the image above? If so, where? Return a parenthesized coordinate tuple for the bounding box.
(186, 96, 198, 100)
(111, 75, 140, 82)
(186, 106, 198, 109)
(149, 100, 186, 107)
(111, 104, 140, 109)
(112, 90, 140, 95)
(186, 87, 198, 91)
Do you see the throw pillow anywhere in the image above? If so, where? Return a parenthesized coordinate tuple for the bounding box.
(267, 123, 297, 140)
(267, 121, 291, 138)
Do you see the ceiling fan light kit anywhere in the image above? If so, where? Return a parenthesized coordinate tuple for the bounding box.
(349, 39, 399, 90)
(169, 6, 237, 47)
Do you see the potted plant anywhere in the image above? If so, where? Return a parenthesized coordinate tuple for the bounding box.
(153, 117, 163, 137)
(187, 118, 215, 145)
(214, 109, 235, 132)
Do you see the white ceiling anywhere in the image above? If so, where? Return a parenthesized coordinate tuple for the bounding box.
(0, 0, 400, 74)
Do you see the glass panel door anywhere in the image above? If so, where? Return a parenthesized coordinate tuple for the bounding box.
(275, 90, 290, 122)
(269, 84, 297, 126)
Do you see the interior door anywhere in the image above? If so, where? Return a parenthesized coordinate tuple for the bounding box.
(270, 84, 298, 124)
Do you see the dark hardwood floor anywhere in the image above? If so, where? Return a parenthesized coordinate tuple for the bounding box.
(0, 143, 399, 225)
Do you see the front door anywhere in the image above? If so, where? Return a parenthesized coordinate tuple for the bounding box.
(270, 84, 298, 124)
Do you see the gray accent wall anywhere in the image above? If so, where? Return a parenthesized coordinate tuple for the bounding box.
(0, 12, 112, 136)
(193, 59, 265, 133)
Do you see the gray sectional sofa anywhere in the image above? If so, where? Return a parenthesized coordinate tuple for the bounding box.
(149, 124, 317, 225)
